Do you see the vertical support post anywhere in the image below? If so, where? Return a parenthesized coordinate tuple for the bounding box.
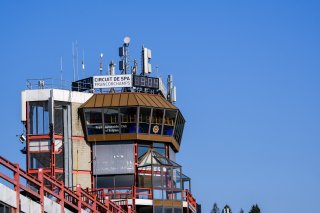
(92, 194, 97, 213)
(128, 206, 132, 213)
(14, 164, 20, 213)
(76, 184, 82, 212)
(38, 168, 44, 213)
(49, 90, 55, 178)
(59, 181, 65, 213)
(50, 123, 55, 177)
(26, 102, 30, 174)
(104, 196, 109, 211)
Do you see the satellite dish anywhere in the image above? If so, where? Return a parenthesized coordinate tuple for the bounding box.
(124, 36, 131, 44)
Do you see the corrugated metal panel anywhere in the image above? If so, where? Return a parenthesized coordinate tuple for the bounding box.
(95, 94, 104, 107)
(103, 93, 112, 107)
(111, 94, 121, 106)
(127, 93, 138, 106)
(119, 93, 129, 106)
(82, 95, 96, 108)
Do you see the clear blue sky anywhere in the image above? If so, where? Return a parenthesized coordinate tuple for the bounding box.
(1, 1, 320, 212)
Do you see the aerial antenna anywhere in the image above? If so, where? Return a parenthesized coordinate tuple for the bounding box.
(109, 60, 115, 76)
(76, 40, 79, 80)
(60, 56, 63, 88)
(99, 53, 104, 75)
(72, 42, 76, 81)
(167, 75, 177, 103)
(82, 49, 85, 78)
(119, 36, 131, 74)
(142, 46, 152, 75)
(132, 59, 138, 75)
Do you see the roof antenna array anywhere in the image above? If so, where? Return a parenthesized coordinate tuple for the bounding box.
(167, 75, 177, 103)
(142, 46, 152, 75)
(119, 36, 131, 74)
(99, 53, 104, 75)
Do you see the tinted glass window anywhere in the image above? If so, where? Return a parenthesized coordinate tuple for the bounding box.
(139, 108, 151, 134)
(29, 101, 49, 135)
(120, 107, 137, 133)
(163, 110, 177, 136)
(151, 109, 163, 135)
(85, 109, 103, 135)
(104, 108, 119, 134)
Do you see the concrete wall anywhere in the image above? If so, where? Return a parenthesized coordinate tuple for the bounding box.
(73, 174, 91, 189)
(71, 102, 92, 189)
(71, 102, 85, 137)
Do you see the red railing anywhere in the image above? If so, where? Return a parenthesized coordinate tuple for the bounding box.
(93, 186, 197, 210)
(0, 156, 128, 213)
(183, 189, 197, 209)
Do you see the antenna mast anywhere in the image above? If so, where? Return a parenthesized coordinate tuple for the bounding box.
(72, 42, 76, 81)
(60, 56, 63, 88)
(76, 40, 79, 80)
(82, 49, 85, 78)
(119, 36, 131, 74)
(99, 53, 104, 75)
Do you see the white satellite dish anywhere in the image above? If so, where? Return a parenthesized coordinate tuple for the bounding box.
(124, 36, 131, 44)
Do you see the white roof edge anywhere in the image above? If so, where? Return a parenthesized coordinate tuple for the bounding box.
(22, 89, 93, 103)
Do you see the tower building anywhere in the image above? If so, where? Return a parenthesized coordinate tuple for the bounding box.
(0, 38, 197, 213)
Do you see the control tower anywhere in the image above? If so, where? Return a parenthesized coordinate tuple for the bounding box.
(16, 38, 197, 213)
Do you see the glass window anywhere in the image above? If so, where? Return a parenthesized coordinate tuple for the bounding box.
(85, 109, 103, 135)
(164, 207, 173, 213)
(115, 175, 134, 187)
(96, 175, 134, 188)
(29, 101, 49, 135)
(172, 168, 181, 189)
(29, 152, 51, 169)
(138, 166, 152, 188)
(104, 108, 119, 134)
(153, 166, 162, 188)
(139, 108, 151, 134)
(54, 106, 63, 134)
(155, 206, 163, 213)
(120, 107, 137, 133)
(85, 109, 102, 124)
(163, 110, 177, 136)
(138, 145, 149, 158)
(96, 175, 114, 188)
(174, 112, 185, 144)
(153, 189, 163, 199)
(151, 109, 163, 135)
(174, 208, 182, 213)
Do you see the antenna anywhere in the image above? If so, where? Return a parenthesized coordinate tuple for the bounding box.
(72, 42, 76, 81)
(99, 53, 103, 75)
(60, 56, 63, 88)
(119, 36, 130, 74)
(167, 74, 177, 103)
(82, 49, 85, 78)
(76, 40, 79, 80)
(142, 46, 152, 75)
(132, 59, 138, 75)
(109, 60, 115, 75)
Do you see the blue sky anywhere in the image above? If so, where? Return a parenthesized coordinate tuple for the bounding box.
(1, 1, 320, 212)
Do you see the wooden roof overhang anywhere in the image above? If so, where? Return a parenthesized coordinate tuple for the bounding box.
(79, 92, 177, 109)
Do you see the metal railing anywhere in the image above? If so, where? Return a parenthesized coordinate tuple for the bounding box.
(0, 155, 129, 213)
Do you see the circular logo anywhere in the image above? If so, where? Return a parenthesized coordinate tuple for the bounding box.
(152, 125, 160, 134)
